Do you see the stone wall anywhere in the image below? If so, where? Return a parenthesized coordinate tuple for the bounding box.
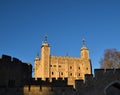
(0, 55, 32, 87)
(0, 54, 120, 95)
(24, 85, 74, 95)
(75, 69, 120, 95)
(0, 77, 74, 95)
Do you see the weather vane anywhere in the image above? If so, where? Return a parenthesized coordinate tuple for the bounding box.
(82, 38, 85, 46)
(44, 34, 48, 43)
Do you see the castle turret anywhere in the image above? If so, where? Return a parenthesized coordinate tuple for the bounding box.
(41, 35, 50, 80)
(80, 38, 89, 59)
(80, 38, 92, 77)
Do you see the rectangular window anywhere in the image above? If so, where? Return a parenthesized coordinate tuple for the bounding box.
(52, 72, 54, 75)
(61, 72, 63, 75)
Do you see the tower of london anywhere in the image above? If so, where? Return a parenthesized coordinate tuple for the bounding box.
(34, 36, 92, 85)
(0, 36, 120, 95)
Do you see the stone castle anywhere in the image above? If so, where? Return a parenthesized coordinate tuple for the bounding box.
(0, 36, 120, 95)
(34, 36, 92, 86)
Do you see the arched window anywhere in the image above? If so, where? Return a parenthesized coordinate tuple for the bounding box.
(70, 73, 72, 76)
(70, 66, 72, 69)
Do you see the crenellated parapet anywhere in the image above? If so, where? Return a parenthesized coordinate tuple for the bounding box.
(94, 69, 120, 79)
(27, 78, 68, 87)
(23, 77, 74, 95)
(24, 85, 74, 95)
(75, 69, 120, 95)
(0, 54, 32, 87)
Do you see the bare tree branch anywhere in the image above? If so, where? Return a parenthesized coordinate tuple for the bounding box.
(100, 49, 120, 69)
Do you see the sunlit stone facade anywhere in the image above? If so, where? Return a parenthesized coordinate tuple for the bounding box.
(34, 37, 92, 85)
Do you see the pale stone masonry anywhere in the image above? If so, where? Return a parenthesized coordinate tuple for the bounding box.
(34, 36, 92, 86)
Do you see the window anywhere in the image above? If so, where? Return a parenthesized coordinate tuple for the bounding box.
(52, 72, 54, 75)
(70, 73, 72, 76)
(59, 65, 61, 67)
(61, 72, 63, 75)
(78, 73, 80, 76)
(70, 66, 72, 69)
(78, 67, 80, 70)
(86, 67, 88, 70)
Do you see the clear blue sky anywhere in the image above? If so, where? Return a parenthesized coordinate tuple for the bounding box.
(0, 0, 120, 74)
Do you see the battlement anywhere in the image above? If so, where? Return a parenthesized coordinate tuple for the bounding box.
(28, 78, 68, 87)
(0, 55, 11, 62)
(0, 54, 32, 87)
(94, 69, 120, 80)
(0, 55, 20, 62)
(0, 55, 21, 65)
(22, 77, 74, 95)
(75, 69, 120, 84)
(0, 55, 32, 66)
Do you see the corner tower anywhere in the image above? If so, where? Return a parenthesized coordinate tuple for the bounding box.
(41, 35, 50, 80)
(80, 38, 92, 76)
(80, 38, 89, 59)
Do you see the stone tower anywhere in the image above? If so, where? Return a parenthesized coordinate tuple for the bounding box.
(41, 35, 50, 80)
(80, 38, 92, 75)
(81, 38, 89, 59)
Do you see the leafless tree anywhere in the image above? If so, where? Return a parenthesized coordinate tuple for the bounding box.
(100, 49, 120, 69)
